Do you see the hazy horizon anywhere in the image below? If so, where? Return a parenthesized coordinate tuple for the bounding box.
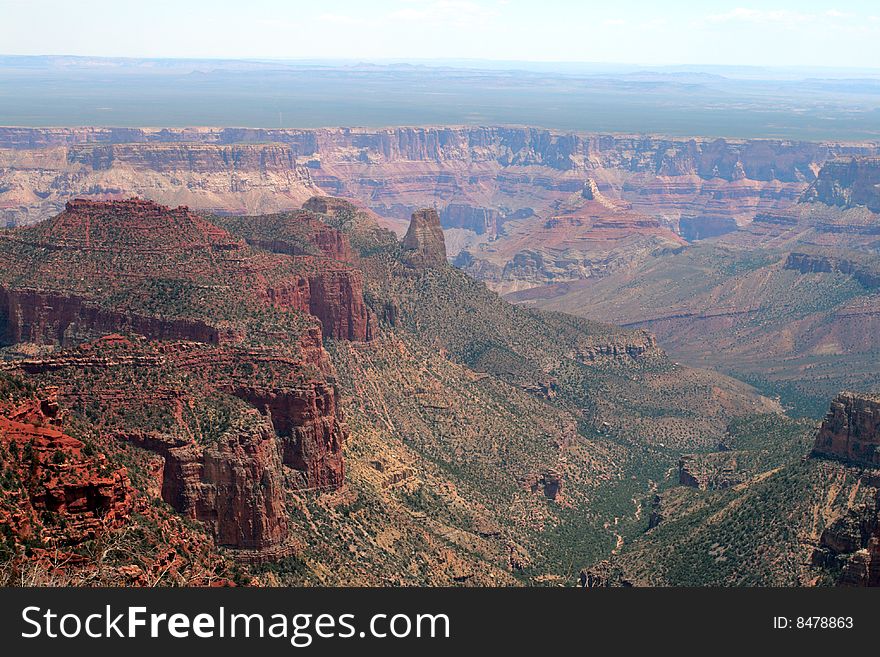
(2, 0, 879, 69)
(4, 53, 880, 79)
(1, 53, 879, 140)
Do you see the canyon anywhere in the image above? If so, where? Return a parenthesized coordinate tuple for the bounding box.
(517, 156, 880, 417)
(2, 126, 877, 301)
(591, 392, 880, 587)
(1, 128, 875, 233)
(0, 192, 786, 585)
(1, 125, 880, 588)
(0, 196, 368, 562)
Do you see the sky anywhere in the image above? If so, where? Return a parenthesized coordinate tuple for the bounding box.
(1, 0, 879, 69)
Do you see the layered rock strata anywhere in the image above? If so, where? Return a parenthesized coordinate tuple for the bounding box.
(401, 208, 447, 268)
(122, 423, 288, 550)
(812, 393, 880, 467)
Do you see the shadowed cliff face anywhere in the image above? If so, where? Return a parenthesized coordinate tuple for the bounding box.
(803, 157, 880, 212)
(784, 253, 880, 289)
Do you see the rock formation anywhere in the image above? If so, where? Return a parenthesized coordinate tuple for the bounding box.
(0, 198, 372, 344)
(678, 453, 741, 490)
(811, 495, 880, 586)
(839, 538, 880, 586)
(0, 390, 131, 545)
(784, 252, 880, 289)
(812, 393, 880, 467)
(122, 420, 288, 550)
(401, 208, 447, 268)
(802, 157, 880, 212)
(229, 384, 346, 491)
(1, 126, 872, 179)
(232, 210, 355, 262)
(6, 127, 875, 232)
(0, 180, 801, 586)
(523, 471, 563, 501)
(0, 197, 372, 557)
(3, 336, 351, 551)
(0, 141, 321, 226)
(302, 269, 371, 342)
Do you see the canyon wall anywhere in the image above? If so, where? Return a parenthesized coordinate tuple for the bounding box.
(0, 141, 321, 226)
(123, 424, 288, 550)
(259, 271, 370, 342)
(0, 287, 224, 347)
(440, 203, 501, 236)
(803, 157, 880, 212)
(303, 269, 371, 342)
(784, 253, 880, 289)
(1, 126, 874, 179)
(4, 340, 352, 551)
(3, 127, 877, 233)
(229, 384, 346, 492)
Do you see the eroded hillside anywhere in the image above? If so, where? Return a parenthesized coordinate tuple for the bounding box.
(517, 157, 880, 417)
(0, 195, 776, 586)
(582, 393, 880, 587)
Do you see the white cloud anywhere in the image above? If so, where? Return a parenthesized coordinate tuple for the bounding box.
(705, 7, 817, 25)
(388, 1, 500, 27)
(602, 19, 626, 27)
(317, 13, 361, 25)
(637, 17, 668, 29)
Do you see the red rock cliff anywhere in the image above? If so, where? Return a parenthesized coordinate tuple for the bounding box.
(230, 383, 346, 491)
(123, 418, 288, 550)
(401, 208, 447, 268)
(0, 287, 226, 347)
(0, 391, 131, 545)
(261, 267, 370, 342)
(306, 269, 371, 342)
(812, 392, 880, 466)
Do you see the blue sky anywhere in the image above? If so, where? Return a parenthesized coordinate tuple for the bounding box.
(1, 0, 879, 68)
